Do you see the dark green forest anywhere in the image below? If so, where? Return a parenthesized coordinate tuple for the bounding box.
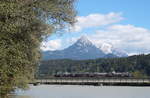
(39, 54, 150, 78)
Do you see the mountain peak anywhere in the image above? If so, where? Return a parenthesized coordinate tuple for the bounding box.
(76, 36, 93, 46)
(42, 36, 128, 60)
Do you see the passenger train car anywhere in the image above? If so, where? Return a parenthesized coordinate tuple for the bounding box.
(54, 72, 132, 78)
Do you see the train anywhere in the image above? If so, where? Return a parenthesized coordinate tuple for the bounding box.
(54, 72, 132, 78)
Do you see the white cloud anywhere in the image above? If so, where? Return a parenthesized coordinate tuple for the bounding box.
(40, 24, 150, 54)
(89, 24, 150, 54)
(71, 12, 123, 32)
(41, 39, 62, 51)
(40, 12, 150, 55)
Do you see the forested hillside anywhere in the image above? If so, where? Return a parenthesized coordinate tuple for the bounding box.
(39, 54, 150, 78)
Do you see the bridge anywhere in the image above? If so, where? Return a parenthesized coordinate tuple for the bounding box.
(33, 77, 150, 86)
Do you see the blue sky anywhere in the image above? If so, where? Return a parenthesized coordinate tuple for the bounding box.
(41, 0, 150, 55)
(77, 0, 150, 29)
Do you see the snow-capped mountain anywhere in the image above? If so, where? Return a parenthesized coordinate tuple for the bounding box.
(100, 43, 113, 54)
(42, 36, 128, 60)
(97, 43, 128, 57)
(112, 48, 128, 57)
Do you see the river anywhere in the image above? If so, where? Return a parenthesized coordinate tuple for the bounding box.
(9, 85, 150, 98)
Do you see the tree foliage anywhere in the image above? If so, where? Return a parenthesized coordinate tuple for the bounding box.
(0, 0, 76, 95)
(39, 54, 150, 78)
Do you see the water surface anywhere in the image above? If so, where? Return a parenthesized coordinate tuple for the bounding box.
(10, 85, 150, 98)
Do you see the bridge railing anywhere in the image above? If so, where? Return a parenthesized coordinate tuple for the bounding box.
(35, 77, 150, 84)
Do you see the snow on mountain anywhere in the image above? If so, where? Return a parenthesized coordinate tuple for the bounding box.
(62, 36, 105, 59)
(42, 36, 128, 60)
(74, 36, 94, 47)
(100, 43, 113, 54)
(112, 48, 128, 57)
(96, 42, 128, 57)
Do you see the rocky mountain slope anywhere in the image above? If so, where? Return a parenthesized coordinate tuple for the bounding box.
(42, 36, 128, 60)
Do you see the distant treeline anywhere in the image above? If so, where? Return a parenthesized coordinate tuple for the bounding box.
(39, 54, 150, 78)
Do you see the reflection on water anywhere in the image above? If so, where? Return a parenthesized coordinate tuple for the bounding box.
(9, 85, 150, 98)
